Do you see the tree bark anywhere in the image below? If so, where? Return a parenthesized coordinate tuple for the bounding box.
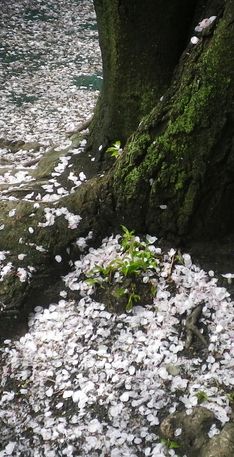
(112, 0, 234, 239)
(88, 0, 197, 155)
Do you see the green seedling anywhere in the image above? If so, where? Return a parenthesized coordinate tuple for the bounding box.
(85, 277, 101, 286)
(106, 140, 122, 159)
(120, 225, 139, 252)
(112, 287, 126, 299)
(160, 438, 181, 449)
(175, 253, 184, 264)
(195, 390, 209, 403)
(126, 289, 140, 312)
(85, 226, 158, 311)
(227, 392, 234, 402)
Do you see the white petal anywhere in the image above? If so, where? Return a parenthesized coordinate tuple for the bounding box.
(191, 36, 199, 45)
(120, 392, 129, 402)
(5, 442, 16, 455)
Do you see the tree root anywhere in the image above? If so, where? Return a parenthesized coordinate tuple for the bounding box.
(66, 117, 93, 137)
(185, 303, 208, 349)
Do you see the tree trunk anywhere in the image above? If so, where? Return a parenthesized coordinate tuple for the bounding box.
(88, 0, 197, 155)
(112, 0, 234, 240)
(0, 0, 233, 325)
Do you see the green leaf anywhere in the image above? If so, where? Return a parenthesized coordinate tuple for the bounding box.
(106, 148, 119, 158)
(112, 287, 126, 298)
(151, 285, 157, 296)
(120, 262, 142, 276)
(121, 225, 134, 236)
(161, 438, 181, 449)
(227, 392, 234, 402)
(195, 391, 209, 403)
(85, 278, 100, 286)
(170, 441, 181, 449)
(126, 291, 140, 311)
(106, 140, 122, 159)
(126, 299, 133, 312)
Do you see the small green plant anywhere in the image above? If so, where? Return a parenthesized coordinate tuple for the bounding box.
(126, 285, 140, 312)
(120, 252, 156, 276)
(160, 438, 181, 449)
(85, 277, 102, 286)
(150, 284, 157, 297)
(87, 226, 157, 282)
(90, 261, 117, 282)
(112, 287, 126, 299)
(106, 140, 122, 159)
(111, 285, 140, 312)
(120, 225, 158, 272)
(121, 225, 137, 251)
(227, 392, 234, 402)
(195, 390, 209, 403)
(85, 226, 158, 311)
(175, 252, 183, 264)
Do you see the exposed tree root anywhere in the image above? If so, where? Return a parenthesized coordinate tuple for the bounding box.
(66, 116, 93, 137)
(185, 303, 208, 348)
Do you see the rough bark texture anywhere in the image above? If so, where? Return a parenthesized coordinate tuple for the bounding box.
(88, 0, 197, 155)
(112, 0, 234, 240)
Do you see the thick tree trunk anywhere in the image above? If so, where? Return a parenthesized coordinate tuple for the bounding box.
(112, 0, 234, 240)
(88, 0, 197, 155)
(1, 0, 233, 326)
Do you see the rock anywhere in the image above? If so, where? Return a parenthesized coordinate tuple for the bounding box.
(200, 423, 234, 457)
(160, 406, 216, 456)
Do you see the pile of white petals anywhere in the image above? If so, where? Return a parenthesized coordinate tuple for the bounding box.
(0, 235, 233, 457)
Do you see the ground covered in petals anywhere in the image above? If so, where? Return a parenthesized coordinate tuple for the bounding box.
(0, 0, 101, 204)
(0, 234, 234, 457)
(0, 0, 101, 146)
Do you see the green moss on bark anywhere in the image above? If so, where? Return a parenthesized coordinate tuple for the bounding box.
(113, 6, 234, 237)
